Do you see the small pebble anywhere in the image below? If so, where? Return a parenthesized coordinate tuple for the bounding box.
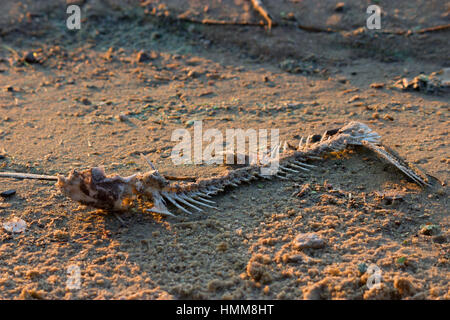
(370, 82, 384, 89)
(420, 224, 440, 236)
(334, 2, 345, 12)
(80, 97, 91, 105)
(432, 235, 447, 244)
(136, 51, 151, 63)
(348, 95, 361, 103)
(0, 189, 16, 197)
(285, 254, 304, 263)
(151, 32, 162, 40)
(187, 69, 200, 78)
(285, 12, 296, 21)
(24, 51, 39, 64)
(216, 242, 228, 252)
(118, 113, 129, 122)
(293, 233, 326, 250)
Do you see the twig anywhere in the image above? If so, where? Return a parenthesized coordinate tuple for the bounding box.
(143, 1, 274, 29)
(1, 44, 20, 58)
(152, 14, 266, 27)
(151, 14, 448, 37)
(250, 0, 273, 30)
(324, 24, 450, 35)
(0, 170, 196, 183)
(0, 172, 58, 181)
(416, 24, 450, 34)
(195, 18, 264, 27)
(297, 24, 337, 33)
(164, 175, 196, 182)
(1, 44, 32, 67)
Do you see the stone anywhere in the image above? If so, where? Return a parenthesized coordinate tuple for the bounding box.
(334, 2, 345, 12)
(420, 224, 440, 236)
(137, 51, 151, 63)
(293, 233, 326, 250)
(432, 235, 446, 244)
(24, 52, 39, 64)
(0, 189, 16, 197)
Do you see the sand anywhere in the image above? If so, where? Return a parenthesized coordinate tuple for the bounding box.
(0, 0, 448, 299)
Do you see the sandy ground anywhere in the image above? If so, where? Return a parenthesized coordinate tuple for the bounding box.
(0, 0, 448, 299)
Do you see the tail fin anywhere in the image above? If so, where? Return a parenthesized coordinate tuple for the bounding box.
(362, 141, 431, 187)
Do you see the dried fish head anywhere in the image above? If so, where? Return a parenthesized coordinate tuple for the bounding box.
(57, 168, 136, 210)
